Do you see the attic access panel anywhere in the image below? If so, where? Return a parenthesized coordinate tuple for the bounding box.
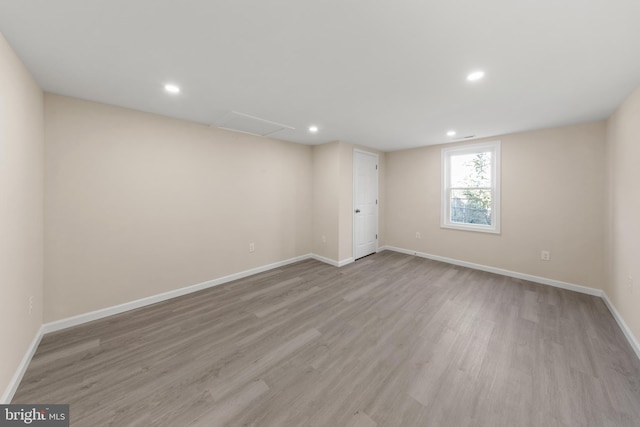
(216, 111, 294, 137)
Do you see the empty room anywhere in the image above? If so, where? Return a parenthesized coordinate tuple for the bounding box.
(1, 1, 640, 426)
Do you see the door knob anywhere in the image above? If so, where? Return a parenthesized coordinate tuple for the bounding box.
(355, 209, 361, 213)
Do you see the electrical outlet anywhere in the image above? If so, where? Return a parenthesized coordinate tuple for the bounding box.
(249, 242, 255, 253)
(416, 232, 421, 239)
(322, 235, 326, 243)
(628, 276, 634, 293)
(29, 296, 34, 316)
(541, 250, 550, 261)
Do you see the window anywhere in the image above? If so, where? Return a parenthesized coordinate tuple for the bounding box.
(441, 141, 500, 233)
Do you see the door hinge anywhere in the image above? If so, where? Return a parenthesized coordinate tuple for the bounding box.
(376, 199, 378, 205)
(376, 164, 378, 170)
(376, 234, 378, 239)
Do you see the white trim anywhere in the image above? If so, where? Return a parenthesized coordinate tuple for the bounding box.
(5, 252, 345, 403)
(6, 249, 638, 404)
(42, 254, 311, 334)
(310, 253, 339, 267)
(353, 149, 379, 259)
(338, 257, 354, 267)
(441, 140, 501, 234)
(39, 252, 350, 334)
(601, 292, 640, 360)
(42, 252, 345, 334)
(1, 326, 44, 404)
(381, 245, 601, 296)
(310, 254, 354, 267)
(378, 246, 640, 360)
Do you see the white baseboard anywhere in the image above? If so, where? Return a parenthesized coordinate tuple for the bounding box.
(601, 292, 640, 360)
(310, 253, 350, 267)
(310, 253, 338, 267)
(6, 253, 340, 403)
(1, 325, 44, 404)
(338, 257, 354, 267)
(380, 245, 602, 296)
(7, 248, 638, 404)
(42, 254, 312, 334)
(379, 245, 640, 361)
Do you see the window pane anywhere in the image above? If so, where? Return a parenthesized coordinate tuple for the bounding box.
(450, 152, 492, 188)
(450, 189, 492, 225)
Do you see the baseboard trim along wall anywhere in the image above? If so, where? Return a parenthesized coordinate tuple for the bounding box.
(309, 254, 340, 267)
(379, 245, 640, 361)
(310, 254, 354, 267)
(3, 253, 317, 403)
(338, 257, 354, 267)
(601, 292, 640, 361)
(42, 254, 313, 335)
(5, 247, 639, 403)
(1, 326, 45, 404)
(379, 245, 602, 296)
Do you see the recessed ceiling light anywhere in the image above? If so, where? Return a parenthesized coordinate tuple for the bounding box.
(447, 130, 456, 137)
(308, 125, 319, 133)
(164, 84, 181, 94)
(466, 71, 485, 82)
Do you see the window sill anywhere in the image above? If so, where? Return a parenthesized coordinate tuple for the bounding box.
(440, 223, 501, 234)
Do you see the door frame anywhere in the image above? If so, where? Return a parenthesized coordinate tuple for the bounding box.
(352, 149, 379, 260)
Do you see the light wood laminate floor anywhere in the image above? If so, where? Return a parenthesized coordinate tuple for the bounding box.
(13, 251, 640, 426)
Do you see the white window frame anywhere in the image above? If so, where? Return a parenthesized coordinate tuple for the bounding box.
(441, 141, 501, 234)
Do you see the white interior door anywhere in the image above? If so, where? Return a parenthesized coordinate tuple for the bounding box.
(353, 150, 378, 260)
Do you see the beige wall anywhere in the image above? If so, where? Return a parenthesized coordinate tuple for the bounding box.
(386, 121, 606, 289)
(3, 21, 638, 402)
(44, 94, 312, 321)
(3, 25, 637, 396)
(312, 141, 385, 263)
(338, 142, 353, 262)
(606, 85, 640, 344)
(312, 142, 340, 260)
(0, 34, 44, 401)
(44, 94, 387, 321)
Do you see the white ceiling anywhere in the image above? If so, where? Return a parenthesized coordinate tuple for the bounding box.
(1, 0, 639, 151)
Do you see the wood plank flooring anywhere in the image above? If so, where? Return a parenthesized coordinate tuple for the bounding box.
(13, 251, 640, 426)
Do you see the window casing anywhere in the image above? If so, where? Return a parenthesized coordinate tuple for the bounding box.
(441, 141, 501, 233)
